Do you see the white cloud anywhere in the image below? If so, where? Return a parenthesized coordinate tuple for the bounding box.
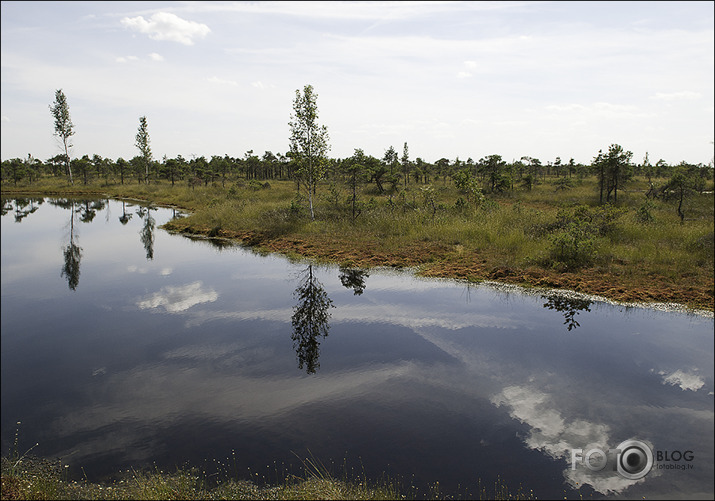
(137, 281, 218, 313)
(491, 385, 647, 495)
(51, 358, 418, 440)
(120, 12, 210, 46)
(456, 60, 479, 78)
(116, 53, 164, 63)
(115, 55, 139, 63)
(1, 1, 712, 165)
(658, 369, 705, 391)
(1, 116, 9, 123)
(207, 76, 238, 87)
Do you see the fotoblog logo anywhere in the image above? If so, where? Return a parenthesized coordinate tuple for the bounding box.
(571, 439, 654, 480)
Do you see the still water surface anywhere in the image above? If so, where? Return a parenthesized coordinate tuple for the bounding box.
(1, 197, 713, 499)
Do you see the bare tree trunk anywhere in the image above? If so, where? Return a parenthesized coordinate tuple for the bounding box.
(64, 143, 73, 185)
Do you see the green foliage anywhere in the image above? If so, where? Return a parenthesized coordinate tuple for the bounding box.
(247, 179, 268, 191)
(420, 185, 437, 218)
(3, 169, 713, 308)
(555, 204, 626, 236)
(342, 149, 370, 221)
(686, 230, 715, 266)
(635, 198, 656, 224)
(135, 116, 152, 183)
(479, 198, 500, 214)
(520, 173, 534, 191)
(2, 158, 25, 186)
(452, 170, 484, 210)
(592, 144, 633, 204)
(543, 204, 626, 270)
(49, 89, 75, 184)
(548, 220, 598, 270)
(554, 177, 574, 191)
(289, 84, 330, 221)
(661, 163, 706, 223)
(454, 196, 468, 211)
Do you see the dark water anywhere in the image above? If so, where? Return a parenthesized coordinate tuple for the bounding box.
(1, 197, 713, 499)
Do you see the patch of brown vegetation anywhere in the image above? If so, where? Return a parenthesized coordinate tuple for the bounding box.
(1, 475, 22, 500)
(163, 221, 714, 312)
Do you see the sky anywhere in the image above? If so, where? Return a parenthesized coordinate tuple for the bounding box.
(1, 1, 713, 166)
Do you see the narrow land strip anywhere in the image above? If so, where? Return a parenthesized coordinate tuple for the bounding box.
(3, 180, 713, 312)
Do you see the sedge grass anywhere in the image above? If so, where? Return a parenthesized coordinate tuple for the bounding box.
(1, 451, 541, 500)
(2, 175, 713, 310)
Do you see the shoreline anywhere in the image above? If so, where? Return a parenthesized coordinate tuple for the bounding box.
(3, 186, 713, 312)
(162, 221, 714, 314)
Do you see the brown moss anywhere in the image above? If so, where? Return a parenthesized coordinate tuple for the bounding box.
(165, 222, 713, 311)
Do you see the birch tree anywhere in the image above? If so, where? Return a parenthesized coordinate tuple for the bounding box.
(289, 85, 330, 221)
(49, 89, 75, 185)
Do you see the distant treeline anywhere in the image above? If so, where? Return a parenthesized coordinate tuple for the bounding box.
(1, 145, 713, 197)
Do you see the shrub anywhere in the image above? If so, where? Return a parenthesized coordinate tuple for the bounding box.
(554, 204, 625, 236)
(635, 199, 656, 224)
(454, 196, 468, 211)
(247, 179, 264, 191)
(547, 220, 597, 270)
(687, 230, 715, 265)
(554, 177, 575, 191)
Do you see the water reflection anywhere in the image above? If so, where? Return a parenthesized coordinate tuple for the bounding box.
(491, 384, 644, 495)
(179, 233, 239, 251)
(542, 294, 593, 331)
(78, 200, 106, 223)
(291, 265, 335, 374)
(119, 201, 133, 225)
(61, 200, 82, 291)
(3, 197, 43, 222)
(1, 197, 713, 500)
(136, 206, 156, 260)
(41, 198, 165, 286)
(138, 281, 218, 313)
(339, 267, 369, 296)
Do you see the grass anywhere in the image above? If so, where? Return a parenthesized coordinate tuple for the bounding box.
(1, 425, 539, 500)
(2, 175, 713, 310)
(1, 452, 539, 500)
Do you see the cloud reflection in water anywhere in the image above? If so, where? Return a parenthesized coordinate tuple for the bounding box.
(137, 281, 218, 313)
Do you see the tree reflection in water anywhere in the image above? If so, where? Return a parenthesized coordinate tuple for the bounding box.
(338, 266, 369, 295)
(136, 206, 156, 260)
(77, 200, 105, 223)
(119, 201, 133, 225)
(61, 200, 82, 291)
(542, 294, 593, 331)
(5, 198, 42, 222)
(291, 265, 334, 374)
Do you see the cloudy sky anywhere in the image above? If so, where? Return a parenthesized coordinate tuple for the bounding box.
(1, 1, 713, 166)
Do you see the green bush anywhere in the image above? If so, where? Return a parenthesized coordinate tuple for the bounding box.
(247, 179, 264, 191)
(635, 199, 656, 224)
(548, 220, 597, 270)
